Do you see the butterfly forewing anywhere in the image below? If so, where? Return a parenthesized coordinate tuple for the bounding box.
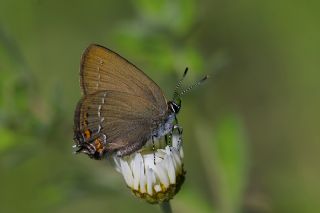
(80, 44, 167, 113)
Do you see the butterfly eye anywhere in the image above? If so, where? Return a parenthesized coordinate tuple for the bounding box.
(168, 101, 181, 114)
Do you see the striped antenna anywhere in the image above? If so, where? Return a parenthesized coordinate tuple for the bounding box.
(173, 67, 188, 100)
(178, 75, 208, 98)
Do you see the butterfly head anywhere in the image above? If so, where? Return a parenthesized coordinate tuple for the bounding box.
(168, 99, 181, 114)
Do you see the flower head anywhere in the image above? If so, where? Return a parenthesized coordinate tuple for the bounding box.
(113, 128, 185, 204)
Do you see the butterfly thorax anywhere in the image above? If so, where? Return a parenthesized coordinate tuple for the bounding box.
(152, 112, 175, 139)
(152, 100, 181, 139)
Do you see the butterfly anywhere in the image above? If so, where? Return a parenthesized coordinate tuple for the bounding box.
(73, 44, 207, 159)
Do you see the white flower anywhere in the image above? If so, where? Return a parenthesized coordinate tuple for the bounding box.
(113, 128, 185, 204)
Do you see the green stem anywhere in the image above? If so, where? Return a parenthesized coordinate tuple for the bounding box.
(160, 201, 172, 213)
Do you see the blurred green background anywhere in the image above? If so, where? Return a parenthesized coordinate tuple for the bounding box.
(1, 0, 319, 212)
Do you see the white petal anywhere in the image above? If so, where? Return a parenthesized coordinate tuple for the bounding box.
(113, 157, 122, 173)
(139, 162, 146, 193)
(166, 155, 176, 184)
(172, 136, 178, 148)
(151, 169, 156, 184)
(120, 159, 133, 187)
(146, 168, 154, 195)
(132, 154, 142, 190)
(170, 151, 178, 171)
(172, 134, 182, 148)
(180, 147, 184, 158)
(172, 150, 182, 171)
(143, 153, 155, 169)
(154, 163, 169, 187)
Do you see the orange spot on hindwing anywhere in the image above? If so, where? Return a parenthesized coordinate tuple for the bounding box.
(84, 129, 91, 139)
(94, 138, 104, 153)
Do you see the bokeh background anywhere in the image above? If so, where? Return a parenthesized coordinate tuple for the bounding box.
(1, 0, 319, 212)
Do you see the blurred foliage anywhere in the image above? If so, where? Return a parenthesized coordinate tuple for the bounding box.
(1, 0, 319, 213)
(196, 114, 248, 213)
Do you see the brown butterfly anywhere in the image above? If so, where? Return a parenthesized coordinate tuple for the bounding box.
(73, 44, 207, 159)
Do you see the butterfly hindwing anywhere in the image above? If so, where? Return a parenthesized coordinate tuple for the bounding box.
(74, 90, 163, 156)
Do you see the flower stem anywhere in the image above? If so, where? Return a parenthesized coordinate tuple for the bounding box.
(160, 201, 172, 213)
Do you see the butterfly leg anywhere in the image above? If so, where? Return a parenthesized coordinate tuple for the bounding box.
(173, 124, 183, 135)
(165, 135, 170, 146)
(173, 115, 183, 134)
(175, 116, 179, 126)
(152, 136, 156, 165)
(167, 134, 172, 151)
